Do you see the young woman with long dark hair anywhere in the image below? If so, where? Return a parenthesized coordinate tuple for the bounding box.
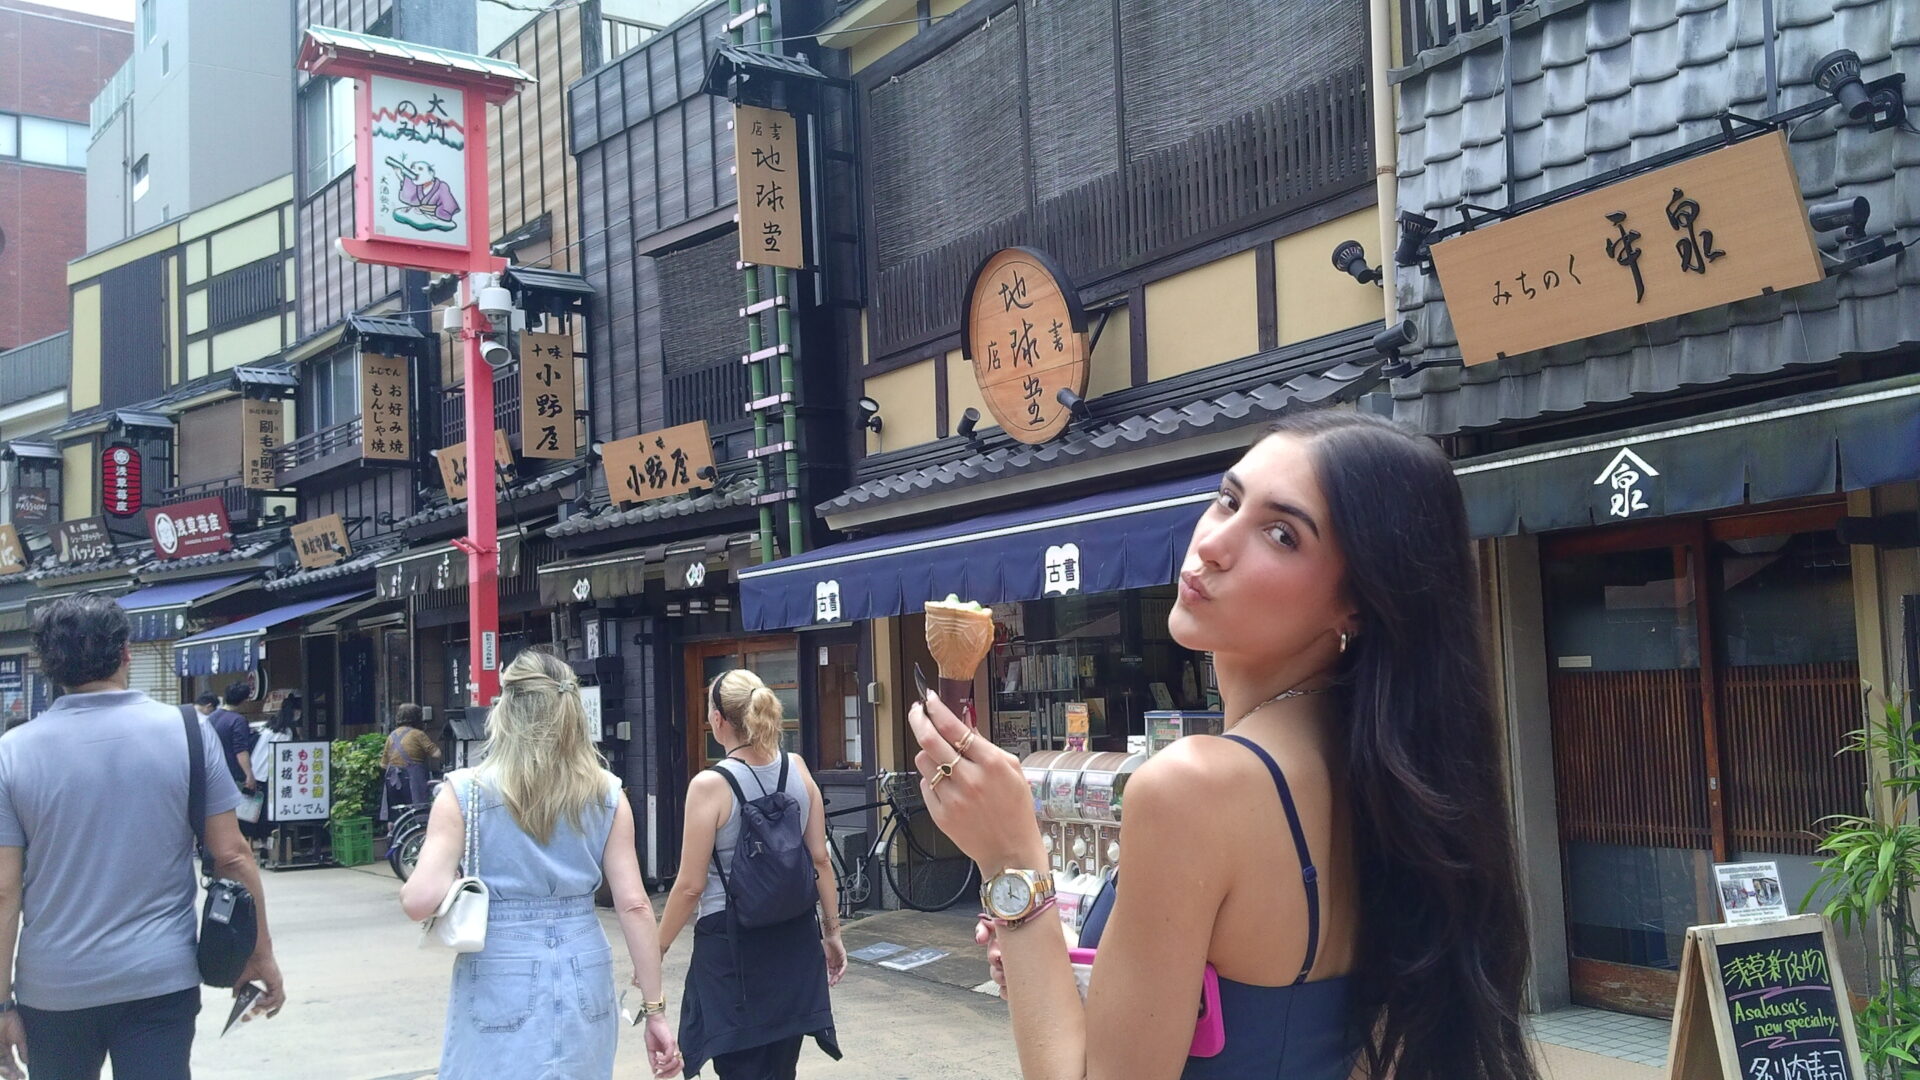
(909, 411, 1537, 1080)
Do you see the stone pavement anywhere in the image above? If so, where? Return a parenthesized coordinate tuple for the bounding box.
(132, 866, 1662, 1079)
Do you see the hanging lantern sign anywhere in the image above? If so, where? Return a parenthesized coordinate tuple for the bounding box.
(101, 443, 143, 517)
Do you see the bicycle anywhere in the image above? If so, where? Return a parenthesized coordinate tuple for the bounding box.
(385, 792, 436, 881)
(825, 770, 978, 919)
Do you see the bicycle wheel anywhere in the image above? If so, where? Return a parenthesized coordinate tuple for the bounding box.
(388, 824, 426, 881)
(883, 807, 978, 912)
(837, 849, 872, 910)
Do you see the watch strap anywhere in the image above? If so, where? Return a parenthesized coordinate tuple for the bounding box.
(984, 870, 1056, 927)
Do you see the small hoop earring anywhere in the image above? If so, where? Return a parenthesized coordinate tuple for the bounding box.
(1339, 631, 1350, 654)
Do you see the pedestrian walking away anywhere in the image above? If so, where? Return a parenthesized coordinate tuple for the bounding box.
(382, 701, 441, 823)
(657, 669, 844, 1080)
(916, 413, 1539, 1080)
(400, 648, 679, 1080)
(0, 596, 286, 1080)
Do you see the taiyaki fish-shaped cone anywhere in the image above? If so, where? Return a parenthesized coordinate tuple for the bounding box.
(924, 595, 995, 681)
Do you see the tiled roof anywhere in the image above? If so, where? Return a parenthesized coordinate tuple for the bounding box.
(26, 547, 145, 583)
(135, 538, 281, 577)
(395, 461, 588, 530)
(818, 336, 1384, 517)
(263, 546, 397, 592)
(1387, 0, 1920, 436)
(346, 314, 424, 341)
(301, 26, 533, 84)
(546, 472, 761, 538)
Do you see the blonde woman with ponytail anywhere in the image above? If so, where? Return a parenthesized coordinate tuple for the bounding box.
(401, 649, 681, 1079)
(658, 669, 844, 1079)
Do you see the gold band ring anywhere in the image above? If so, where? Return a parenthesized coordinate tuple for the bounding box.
(952, 729, 977, 757)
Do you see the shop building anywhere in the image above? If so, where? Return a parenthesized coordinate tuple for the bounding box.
(734, 0, 1389, 904)
(1380, 0, 1920, 1019)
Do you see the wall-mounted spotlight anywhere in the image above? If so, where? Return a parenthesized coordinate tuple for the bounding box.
(1371, 320, 1424, 379)
(857, 397, 882, 434)
(695, 464, 718, 482)
(1332, 240, 1382, 285)
(955, 407, 984, 448)
(1812, 48, 1907, 131)
(1056, 388, 1092, 422)
(1809, 196, 1871, 240)
(1394, 212, 1438, 267)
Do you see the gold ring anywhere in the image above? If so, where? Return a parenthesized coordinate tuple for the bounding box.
(953, 730, 977, 757)
(929, 760, 956, 789)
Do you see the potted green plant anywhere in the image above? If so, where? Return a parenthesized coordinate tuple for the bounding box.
(328, 732, 387, 867)
(1807, 691, 1920, 1077)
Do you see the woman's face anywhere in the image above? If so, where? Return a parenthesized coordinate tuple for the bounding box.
(1168, 434, 1356, 666)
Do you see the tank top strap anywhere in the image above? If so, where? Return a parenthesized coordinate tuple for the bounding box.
(1221, 734, 1320, 985)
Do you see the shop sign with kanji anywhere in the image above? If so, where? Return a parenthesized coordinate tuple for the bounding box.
(101, 443, 143, 517)
(962, 248, 1091, 445)
(270, 741, 331, 822)
(435, 429, 514, 501)
(359, 352, 412, 462)
(291, 513, 353, 570)
(53, 518, 113, 564)
(0, 525, 25, 576)
(734, 103, 804, 270)
(518, 332, 576, 460)
(1430, 132, 1825, 367)
(600, 421, 714, 507)
(242, 399, 283, 490)
(147, 497, 233, 560)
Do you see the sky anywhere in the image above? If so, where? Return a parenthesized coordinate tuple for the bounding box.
(32, 0, 134, 22)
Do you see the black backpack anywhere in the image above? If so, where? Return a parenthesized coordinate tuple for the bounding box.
(710, 754, 816, 929)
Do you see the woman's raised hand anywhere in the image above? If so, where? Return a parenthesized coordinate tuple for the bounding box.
(906, 691, 1047, 875)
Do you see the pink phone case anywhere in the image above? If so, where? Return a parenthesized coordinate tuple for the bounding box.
(1068, 949, 1225, 1058)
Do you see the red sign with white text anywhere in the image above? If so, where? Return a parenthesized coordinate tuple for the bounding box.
(147, 497, 233, 560)
(101, 443, 143, 517)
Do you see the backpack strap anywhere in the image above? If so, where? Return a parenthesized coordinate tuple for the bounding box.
(181, 710, 214, 882)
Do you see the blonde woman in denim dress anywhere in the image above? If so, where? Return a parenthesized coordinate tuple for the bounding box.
(402, 649, 682, 1080)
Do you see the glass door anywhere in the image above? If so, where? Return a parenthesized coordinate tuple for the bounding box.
(684, 637, 801, 780)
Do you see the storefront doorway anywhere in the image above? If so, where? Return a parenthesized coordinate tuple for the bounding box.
(1541, 504, 1866, 1018)
(683, 636, 801, 777)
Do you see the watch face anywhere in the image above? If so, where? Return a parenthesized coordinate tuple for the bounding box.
(988, 873, 1032, 917)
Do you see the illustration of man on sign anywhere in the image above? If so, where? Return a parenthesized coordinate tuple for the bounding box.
(385, 156, 461, 233)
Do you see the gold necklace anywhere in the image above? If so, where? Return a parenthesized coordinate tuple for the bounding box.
(1229, 685, 1329, 728)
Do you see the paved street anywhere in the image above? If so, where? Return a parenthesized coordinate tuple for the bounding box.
(134, 866, 1661, 1080)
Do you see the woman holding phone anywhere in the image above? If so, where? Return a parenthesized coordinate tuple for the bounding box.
(910, 411, 1539, 1080)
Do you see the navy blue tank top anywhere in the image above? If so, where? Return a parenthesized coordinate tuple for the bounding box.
(1078, 734, 1357, 1079)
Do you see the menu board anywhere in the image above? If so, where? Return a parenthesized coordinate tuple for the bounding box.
(1667, 913, 1864, 1080)
(270, 741, 331, 822)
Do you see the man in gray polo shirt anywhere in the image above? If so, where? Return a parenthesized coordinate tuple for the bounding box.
(0, 596, 286, 1079)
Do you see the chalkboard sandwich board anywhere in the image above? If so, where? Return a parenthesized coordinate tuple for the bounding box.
(1666, 913, 1864, 1080)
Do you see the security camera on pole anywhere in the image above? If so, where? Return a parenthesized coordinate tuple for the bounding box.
(297, 27, 533, 710)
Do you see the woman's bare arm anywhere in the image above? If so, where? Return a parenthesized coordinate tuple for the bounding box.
(657, 772, 726, 953)
(602, 792, 667, 1000)
(399, 784, 466, 921)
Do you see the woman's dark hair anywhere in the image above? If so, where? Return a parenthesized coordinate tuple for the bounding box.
(270, 693, 302, 735)
(196, 692, 221, 709)
(1265, 411, 1534, 1080)
(31, 596, 129, 690)
(395, 702, 423, 728)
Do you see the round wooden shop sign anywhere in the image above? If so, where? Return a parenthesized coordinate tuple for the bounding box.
(961, 247, 1091, 445)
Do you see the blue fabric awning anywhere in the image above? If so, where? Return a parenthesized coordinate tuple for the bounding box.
(116, 573, 255, 642)
(173, 590, 368, 677)
(740, 472, 1219, 632)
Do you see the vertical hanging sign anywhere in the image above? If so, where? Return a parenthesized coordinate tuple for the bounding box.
(359, 352, 412, 462)
(241, 399, 283, 490)
(101, 443, 143, 517)
(519, 332, 576, 459)
(734, 103, 805, 269)
(369, 76, 471, 251)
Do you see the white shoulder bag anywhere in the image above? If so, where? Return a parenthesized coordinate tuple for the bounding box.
(419, 774, 490, 952)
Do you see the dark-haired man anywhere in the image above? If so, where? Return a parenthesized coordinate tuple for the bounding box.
(0, 596, 285, 1079)
(203, 683, 256, 797)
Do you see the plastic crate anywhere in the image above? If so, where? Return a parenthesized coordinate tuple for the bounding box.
(330, 817, 374, 867)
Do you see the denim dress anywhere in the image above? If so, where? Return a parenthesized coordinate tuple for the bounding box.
(439, 768, 622, 1080)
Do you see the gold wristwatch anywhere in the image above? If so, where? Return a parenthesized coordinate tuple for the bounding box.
(981, 869, 1055, 928)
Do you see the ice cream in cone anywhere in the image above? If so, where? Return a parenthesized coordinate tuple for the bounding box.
(924, 594, 995, 681)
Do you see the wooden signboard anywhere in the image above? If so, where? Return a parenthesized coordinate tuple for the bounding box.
(1432, 131, 1825, 366)
(1666, 914, 1864, 1080)
(147, 497, 233, 560)
(359, 352, 412, 462)
(518, 332, 577, 460)
(601, 421, 714, 507)
(242, 398, 283, 490)
(434, 429, 514, 501)
(290, 513, 352, 570)
(0, 525, 25, 576)
(734, 104, 804, 269)
(962, 247, 1091, 444)
(53, 518, 113, 564)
